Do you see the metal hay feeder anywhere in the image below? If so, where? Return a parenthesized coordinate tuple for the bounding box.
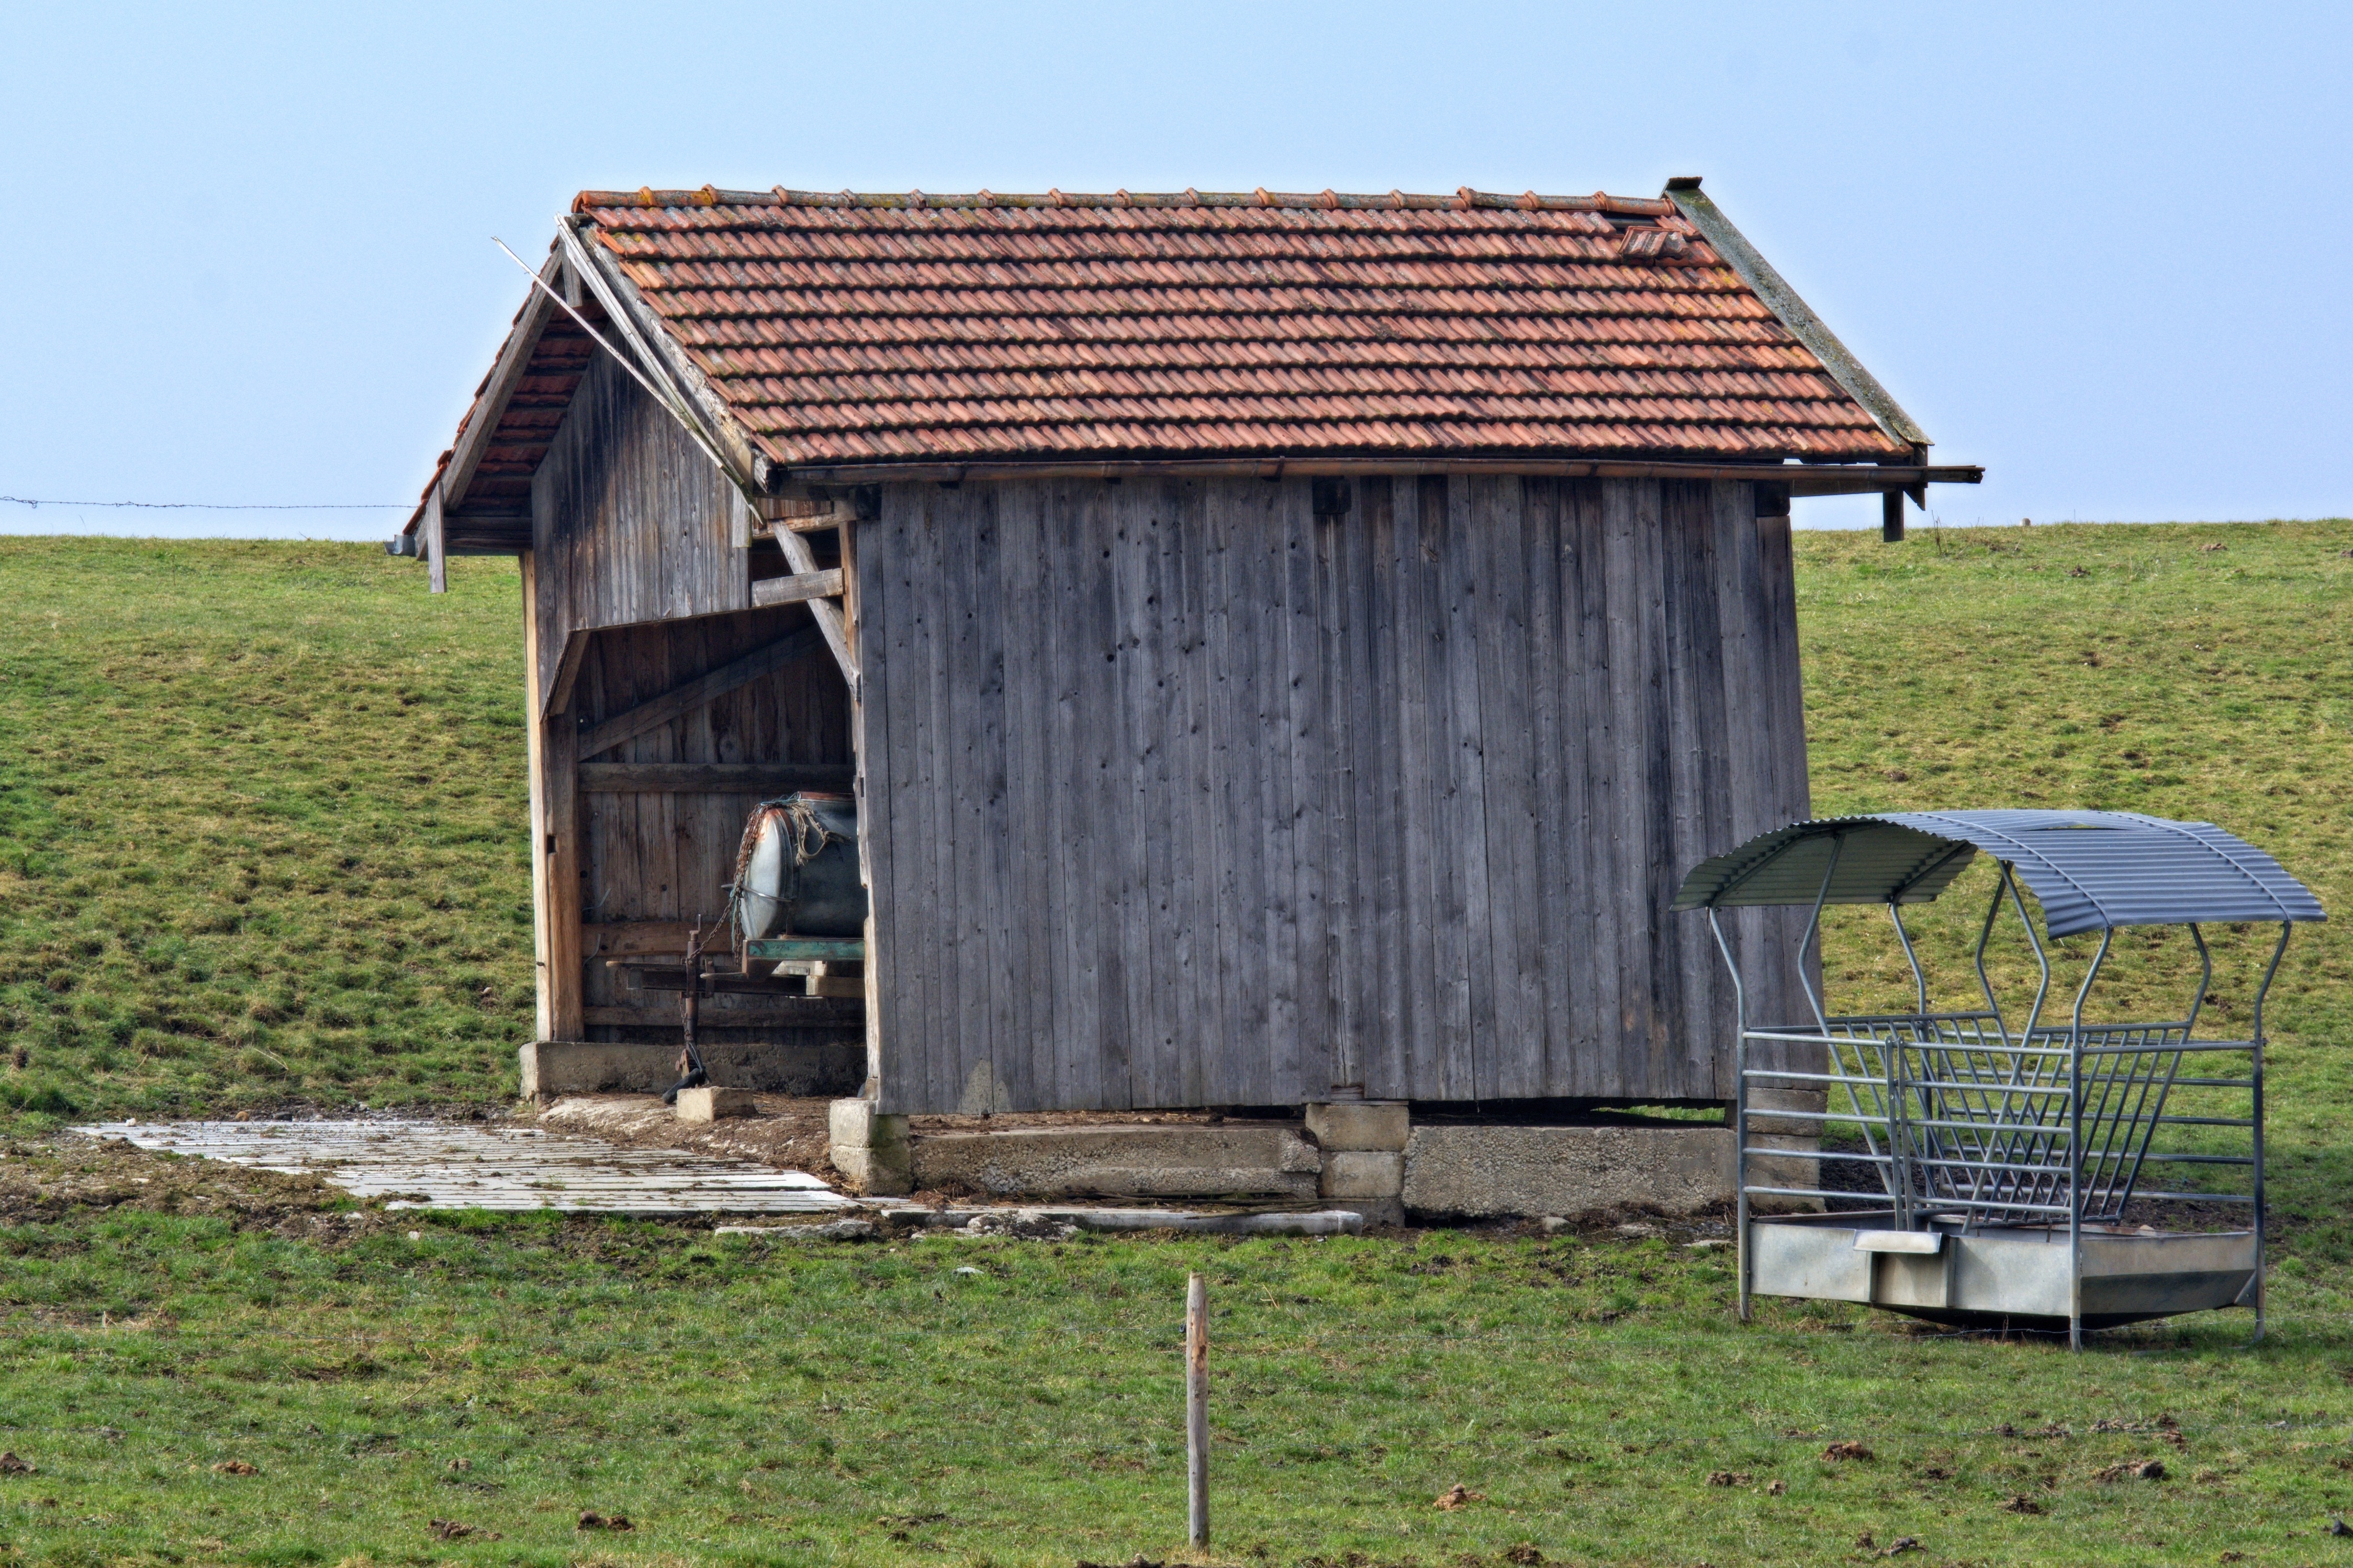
(1674, 810, 2324, 1347)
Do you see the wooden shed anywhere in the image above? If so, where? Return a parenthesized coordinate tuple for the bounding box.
(396, 178, 1978, 1119)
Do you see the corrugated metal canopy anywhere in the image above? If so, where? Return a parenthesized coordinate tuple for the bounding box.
(1672, 810, 2324, 938)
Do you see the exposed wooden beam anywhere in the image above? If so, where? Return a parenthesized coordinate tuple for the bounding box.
(578, 762, 854, 794)
(773, 527, 857, 687)
(577, 627, 826, 760)
(751, 568, 844, 608)
(545, 628, 590, 718)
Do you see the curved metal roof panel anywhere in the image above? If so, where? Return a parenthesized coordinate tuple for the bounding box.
(1672, 809, 2324, 938)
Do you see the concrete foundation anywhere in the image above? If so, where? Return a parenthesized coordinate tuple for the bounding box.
(520, 1040, 864, 1099)
(828, 1098, 912, 1196)
(1305, 1102, 1409, 1224)
(1305, 1101, 1409, 1152)
(674, 1086, 757, 1123)
(908, 1123, 1319, 1200)
(1399, 1123, 1733, 1220)
(812, 1093, 1760, 1220)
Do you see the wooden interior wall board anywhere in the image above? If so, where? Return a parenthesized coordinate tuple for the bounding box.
(577, 627, 826, 760)
(583, 920, 703, 956)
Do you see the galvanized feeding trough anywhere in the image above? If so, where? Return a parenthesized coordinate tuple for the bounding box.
(1674, 810, 2323, 1346)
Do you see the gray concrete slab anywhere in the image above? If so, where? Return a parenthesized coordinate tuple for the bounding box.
(80, 1118, 857, 1215)
(1401, 1123, 1732, 1220)
(910, 1122, 1319, 1200)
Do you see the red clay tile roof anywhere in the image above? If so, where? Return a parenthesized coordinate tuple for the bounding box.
(565, 186, 1915, 470)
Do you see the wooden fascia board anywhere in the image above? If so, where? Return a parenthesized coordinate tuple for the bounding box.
(1664, 184, 1932, 453)
(556, 217, 760, 490)
(433, 249, 565, 526)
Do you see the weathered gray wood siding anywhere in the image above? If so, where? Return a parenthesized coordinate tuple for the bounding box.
(529, 352, 749, 712)
(859, 473, 1813, 1115)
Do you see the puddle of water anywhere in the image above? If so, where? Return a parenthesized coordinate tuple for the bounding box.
(76, 1118, 856, 1215)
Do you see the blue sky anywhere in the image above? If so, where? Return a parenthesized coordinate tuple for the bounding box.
(3, 2, 2347, 538)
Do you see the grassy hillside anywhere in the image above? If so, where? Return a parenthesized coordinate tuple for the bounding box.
(0, 539, 533, 1118)
(0, 522, 2348, 1130)
(3, 522, 2352, 1567)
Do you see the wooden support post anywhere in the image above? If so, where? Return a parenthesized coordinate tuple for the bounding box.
(521, 549, 584, 1042)
(1881, 489, 1906, 544)
(424, 483, 447, 594)
(845, 511, 883, 1097)
(776, 524, 858, 689)
(1186, 1272, 1208, 1548)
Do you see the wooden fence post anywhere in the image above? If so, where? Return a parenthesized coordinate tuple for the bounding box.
(1186, 1272, 1208, 1548)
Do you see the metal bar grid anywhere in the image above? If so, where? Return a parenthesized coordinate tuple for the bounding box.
(1705, 859, 2288, 1345)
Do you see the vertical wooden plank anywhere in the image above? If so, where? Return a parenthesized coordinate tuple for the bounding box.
(1470, 477, 1543, 1100)
(1554, 480, 1614, 1097)
(1753, 498, 1818, 1050)
(1107, 480, 1173, 1107)
(956, 483, 1014, 1109)
(910, 484, 961, 1115)
(1659, 482, 1735, 1097)
(1034, 480, 1094, 1108)
(1596, 479, 1661, 1098)
(1252, 481, 1303, 1108)
(520, 549, 554, 1043)
(854, 503, 897, 1103)
(1278, 481, 1330, 1108)
(992, 482, 1054, 1109)
(1408, 476, 1476, 1098)
(1312, 504, 1359, 1099)
(1355, 479, 1421, 1104)
(1224, 481, 1281, 1106)
(1352, 479, 1411, 1102)
(1153, 479, 1214, 1104)
(1515, 479, 1574, 1096)
(1438, 477, 1496, 1099)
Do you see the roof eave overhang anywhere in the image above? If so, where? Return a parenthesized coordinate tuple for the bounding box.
(759, 455, 1982, 492)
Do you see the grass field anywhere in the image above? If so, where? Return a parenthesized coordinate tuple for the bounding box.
(2, 520, 2351, 1566)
